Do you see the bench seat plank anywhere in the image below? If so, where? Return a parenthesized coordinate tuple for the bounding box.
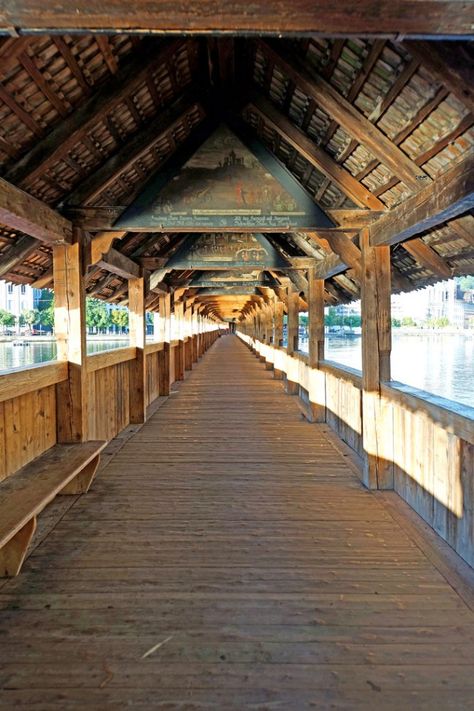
(0, 441, 106, 549)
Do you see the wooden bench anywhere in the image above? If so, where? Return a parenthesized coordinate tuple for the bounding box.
(0, 441, 106, 577)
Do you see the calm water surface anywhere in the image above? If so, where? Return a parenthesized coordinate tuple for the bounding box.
(1, 334, 472, 409)
(0, 339, 129, 372)
(300, 332, 473, 408)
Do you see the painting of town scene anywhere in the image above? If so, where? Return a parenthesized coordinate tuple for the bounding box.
(116, 123, 334, 230)
(151, 125, 302, 219)
(193, 270, 262, 283)
(168, 233, 289, 269)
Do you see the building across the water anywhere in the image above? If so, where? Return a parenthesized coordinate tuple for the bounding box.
(0, 280, 37, 332)
(391, 279, 474, 329)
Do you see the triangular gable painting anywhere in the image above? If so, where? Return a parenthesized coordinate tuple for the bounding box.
(115, 123, 333, 231)
(166, 233, 289, 270)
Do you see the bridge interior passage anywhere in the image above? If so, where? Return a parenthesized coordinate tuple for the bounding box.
(0, 16, 473, 709)
(1, 336, 473, 708)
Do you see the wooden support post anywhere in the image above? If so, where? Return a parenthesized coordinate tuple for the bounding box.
(361, 228, 394, 490)
(174, 300, 185, 381)
(184, 302, 193, 371)
(191, 307, 198, 363)
(53, 230, 88, 442)
(286, 289, 299, 394)
(274, 299, 284, 348)
(128, 276, 146, 424)
(307, 268, 326, 422)
(308, 269, 325, 368)
(158, 294, 170, 396)
(264, 304, 274, 369)
(273, 298, 285, 378)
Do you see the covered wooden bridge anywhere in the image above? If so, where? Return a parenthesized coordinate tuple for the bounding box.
(0, 6, 474, 708)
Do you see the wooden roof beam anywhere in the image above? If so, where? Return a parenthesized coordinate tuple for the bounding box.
(0, 178, 72, 244)
(5, 38, 189, 188)
(405, 41, 474, 116)
(247, 94, 384, 211)
(0, 235, 39, 278)
(94, 248, 141, 280)
(2, 2, 474, 36)
(402, 239, 452, 279)
(369, 154, 474, 248)
(64, 90, 202, 206)
(258, 40, 427, 189)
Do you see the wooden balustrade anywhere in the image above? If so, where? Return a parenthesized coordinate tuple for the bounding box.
(0, 362, 68, 481)
(238, 332, 474, 567)
(0, 329, 220, 484)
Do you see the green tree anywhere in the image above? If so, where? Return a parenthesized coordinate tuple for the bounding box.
(0, 309, 16, 331)
(111, 308, 129, 333)
(401, 316, 416, 327)
(391, 318, 401, 328)
(457, 275, 474, 291)
(36, 290, 54, 332)
(21, 309, 37, 332)
(86, 298, 110, 334)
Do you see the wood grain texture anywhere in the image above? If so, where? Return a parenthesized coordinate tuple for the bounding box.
(242, 334, 474, 569)
(2, 1, 472, 36)
(0, 335, 472, 707)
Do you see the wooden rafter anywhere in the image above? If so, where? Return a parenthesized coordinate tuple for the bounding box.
(0, 235, 39, 278)
(94, 247, 141, 280)
(369, 155, 474, 248)
(247, 94, 384, 210)
(0, 178, 72, 244)
(405, 41, 474, 116)
(5, 38, 188, 188)
(64, 90, 202, 206)
(257, 40, 427, 189)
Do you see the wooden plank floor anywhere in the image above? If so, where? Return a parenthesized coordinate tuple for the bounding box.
(1, 335, 473, 709)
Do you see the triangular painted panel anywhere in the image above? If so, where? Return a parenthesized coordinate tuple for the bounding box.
(115, 123, 333, 231)
(166, 233, 289, 270)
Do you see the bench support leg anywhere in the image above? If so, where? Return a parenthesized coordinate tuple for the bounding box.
(0, 516, 37, 577)
(59, 455, 100, 495)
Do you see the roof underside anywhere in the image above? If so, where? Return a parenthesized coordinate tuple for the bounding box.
(0, 34, 472, 320)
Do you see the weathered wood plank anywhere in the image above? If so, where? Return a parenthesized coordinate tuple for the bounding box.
(2, 1, 473, 36)
(0, 178, 72, 244)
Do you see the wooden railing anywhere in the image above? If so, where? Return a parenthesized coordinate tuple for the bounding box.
(239, 332, 474, 568)
(0, 361, 68, 481)
(0, 329, 221, 483)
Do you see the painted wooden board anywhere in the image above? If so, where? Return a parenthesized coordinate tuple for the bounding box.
(115, 122, 334, 231)
(166, 233, 290, 270)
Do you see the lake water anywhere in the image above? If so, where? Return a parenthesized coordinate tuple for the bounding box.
(0, 339, 129, 372)
(0, 334, 472, 409)
(299, 332, 473, 408)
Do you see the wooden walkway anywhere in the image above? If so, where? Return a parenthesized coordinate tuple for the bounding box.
(1, 335, 473, 709)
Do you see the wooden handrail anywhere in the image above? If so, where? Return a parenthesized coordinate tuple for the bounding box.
(0, 361, 68, 403)
(145, 341, 165, 355)
(87, 346, 136, 373)
(381, 381, 474, 445)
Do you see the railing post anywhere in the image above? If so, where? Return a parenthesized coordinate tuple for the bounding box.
(128, 276, 146, 424)
(158, 293, 170, 396)
(184, 300, 193, 371)
(174, 299, 185, 380)
(53, 229, 88, 442)
(273, 298, 284, 348)
(307, 268, 326, 422)
(361, 228, 394, 490)
(285, 289, 299, 394)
